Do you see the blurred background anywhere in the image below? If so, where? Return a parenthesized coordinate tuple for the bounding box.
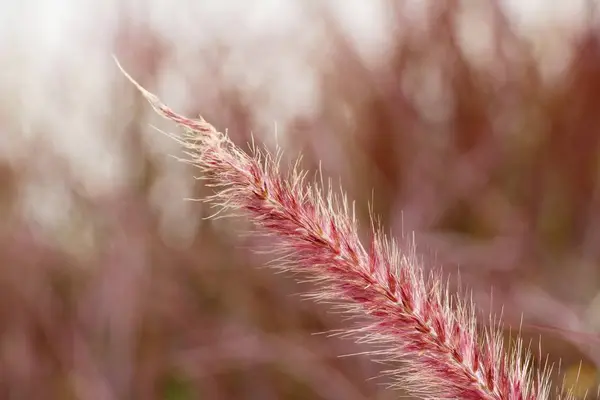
(1, 0, 600, 398)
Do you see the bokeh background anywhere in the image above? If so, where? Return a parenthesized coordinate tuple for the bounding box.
(1, 0, 600, 398)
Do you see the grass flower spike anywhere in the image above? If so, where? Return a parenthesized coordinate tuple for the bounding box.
(116, 59, 565, 400)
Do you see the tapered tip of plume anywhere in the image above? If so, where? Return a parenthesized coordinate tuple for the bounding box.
(113, 55, 216, 135)
(113, 55, 160, 107)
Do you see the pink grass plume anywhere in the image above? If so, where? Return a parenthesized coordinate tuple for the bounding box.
(115, 57, 572, 400)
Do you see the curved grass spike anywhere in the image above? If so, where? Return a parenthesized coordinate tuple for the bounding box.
(115, 57, 571, 400)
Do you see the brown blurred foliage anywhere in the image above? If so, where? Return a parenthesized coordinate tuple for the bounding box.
(1, 1, 599, 398)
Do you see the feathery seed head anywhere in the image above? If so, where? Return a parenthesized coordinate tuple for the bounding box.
(116, 58, 569, 400)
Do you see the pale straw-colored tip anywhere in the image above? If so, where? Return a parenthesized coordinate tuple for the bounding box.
(113, 55, 215, 135)
(113, 56, 155, 100)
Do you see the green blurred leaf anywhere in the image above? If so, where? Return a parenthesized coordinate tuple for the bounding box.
(162, 373, 194, 400)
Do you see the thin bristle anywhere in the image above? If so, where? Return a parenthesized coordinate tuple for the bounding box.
(117, 58, 572, 400)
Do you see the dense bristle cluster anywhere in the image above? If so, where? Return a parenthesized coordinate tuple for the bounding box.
(117, 60, 567, 399)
